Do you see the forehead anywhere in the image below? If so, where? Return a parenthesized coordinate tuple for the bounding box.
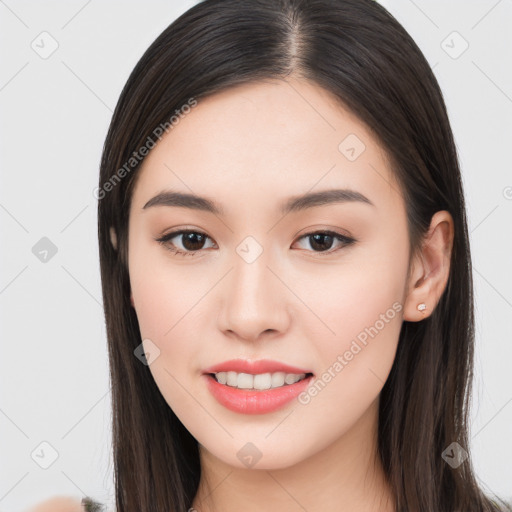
(130, 78, 401, 216)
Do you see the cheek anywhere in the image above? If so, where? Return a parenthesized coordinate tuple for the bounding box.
(128, 241, 215, 402)
(305, 252, 405, 347)
(298, 236, 407, 394)
(130, 273, 207, 405)
(129, 263, 205, 418)
(128, 230, 205, 341)
(288, 260, 405, 454)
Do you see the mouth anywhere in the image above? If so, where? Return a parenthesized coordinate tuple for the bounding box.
(202, 359, 315, 413)
(206, 371, 314, 391)
(203, 370, 315, 414)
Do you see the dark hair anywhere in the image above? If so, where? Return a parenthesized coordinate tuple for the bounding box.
(97, 0, 511, 510)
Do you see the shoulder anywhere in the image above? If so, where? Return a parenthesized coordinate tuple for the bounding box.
(25, 495, 106, 512)
(24, 496, 83, 512)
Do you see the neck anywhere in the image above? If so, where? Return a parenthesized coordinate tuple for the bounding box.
(191, 398, 395, 512)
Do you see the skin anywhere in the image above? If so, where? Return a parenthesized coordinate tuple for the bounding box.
(122, 77, 454, 512)
(25, 496, 83, 512)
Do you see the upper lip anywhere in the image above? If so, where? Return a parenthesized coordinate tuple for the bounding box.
(203, 359, 314, 375)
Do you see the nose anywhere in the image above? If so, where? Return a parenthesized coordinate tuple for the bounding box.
(217, 250, 291, 344)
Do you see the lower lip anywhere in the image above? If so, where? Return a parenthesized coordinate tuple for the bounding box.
(203, 374, 314, 414)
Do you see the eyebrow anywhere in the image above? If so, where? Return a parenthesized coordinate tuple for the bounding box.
(142, 188, 375, 216)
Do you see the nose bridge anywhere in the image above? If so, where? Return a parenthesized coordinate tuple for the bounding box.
(232, 242, 271, 302)
(218, 236, 289, 341)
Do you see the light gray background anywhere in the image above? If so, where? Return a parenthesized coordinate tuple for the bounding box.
(0, 1, 510, 511)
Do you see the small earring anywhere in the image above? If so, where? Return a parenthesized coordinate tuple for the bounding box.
(417, 303, 427, 312)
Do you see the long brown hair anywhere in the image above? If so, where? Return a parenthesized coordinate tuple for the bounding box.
(97, 0, 511, 510)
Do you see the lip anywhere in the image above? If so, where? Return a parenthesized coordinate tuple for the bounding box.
(202, 358, 313, 375)
(202, 359, 315, 415)
(203, 373, 314, 415)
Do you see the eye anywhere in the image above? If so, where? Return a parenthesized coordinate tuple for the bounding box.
(156, 229, 216, 257)
(293, 230, 356, 256)
(155, 229, 356, 257)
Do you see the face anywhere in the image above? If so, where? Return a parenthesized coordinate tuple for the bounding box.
(127, 78, 410, 470)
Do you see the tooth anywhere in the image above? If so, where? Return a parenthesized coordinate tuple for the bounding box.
(253, 373, 272, 390)
(285, 373, 300, 385)
(226, 371, 238, 387)
(237, 372, 254, 389)
(271, 372, 285, 388)
(216, 371, 308, 389)
(216, 372, 227, 384)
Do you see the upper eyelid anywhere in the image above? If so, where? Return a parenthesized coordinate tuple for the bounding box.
(158, 228, 353, 240)
(158, 229, 215, 244)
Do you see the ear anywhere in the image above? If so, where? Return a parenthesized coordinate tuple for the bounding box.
(109, 226, 118, 251)
(403, 210, 454, 321)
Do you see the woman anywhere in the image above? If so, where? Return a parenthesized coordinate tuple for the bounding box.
(33, 0, 512, 510)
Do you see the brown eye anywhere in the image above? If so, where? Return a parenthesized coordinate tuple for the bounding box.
(156, 230, 215, 257)
(294, 231, 355, 255)
(155, 229, 355, 258)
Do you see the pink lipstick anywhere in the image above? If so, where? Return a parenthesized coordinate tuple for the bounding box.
(202, 359, 314, 415)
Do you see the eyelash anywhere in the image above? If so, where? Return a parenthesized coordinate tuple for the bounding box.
(155, 229, 356, 258)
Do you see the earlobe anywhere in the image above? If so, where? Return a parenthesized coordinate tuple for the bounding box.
(110, 226, 118, 251)
(403, 210, 454, 322)
(403, 252, 434, 321)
